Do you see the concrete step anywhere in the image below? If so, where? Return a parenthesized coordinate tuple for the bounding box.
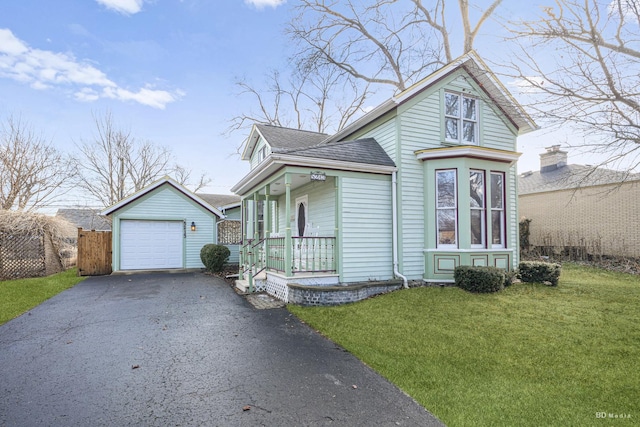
(235, 279, 249, 293)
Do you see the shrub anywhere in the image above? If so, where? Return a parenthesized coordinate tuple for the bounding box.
(454, 266, 506, 293)
(200, 244, 230, 273)
(503, 270, 517, 287)
(518, 261, 561, 286)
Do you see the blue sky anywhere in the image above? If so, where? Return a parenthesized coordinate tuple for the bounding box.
(0, 0, 566, 208)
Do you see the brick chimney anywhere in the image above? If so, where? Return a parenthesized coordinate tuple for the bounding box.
(540, 145, 567, 173)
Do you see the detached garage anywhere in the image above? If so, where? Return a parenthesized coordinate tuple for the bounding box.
(101, 177, 224, 272)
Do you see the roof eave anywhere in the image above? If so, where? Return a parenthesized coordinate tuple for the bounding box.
(101, 177, 224, 218)
(231, 154, 397, 196)
(415, 145, 522, 165)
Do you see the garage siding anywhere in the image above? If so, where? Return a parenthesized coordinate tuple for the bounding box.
(111, 185, 218, 271)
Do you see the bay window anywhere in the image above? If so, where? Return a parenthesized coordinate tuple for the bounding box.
(434, 167, 507, 249)
(445, 92, 478, 144)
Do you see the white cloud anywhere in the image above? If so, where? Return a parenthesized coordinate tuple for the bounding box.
(96, 0, 144, 15)
(0, 29, 28, 55)
(0, 28, 181, 109)
(244, 0, 286, 10)
(102, 86, 183, 110)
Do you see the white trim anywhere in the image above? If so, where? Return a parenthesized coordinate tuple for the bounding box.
(424, 248, 516, 253)
(101, 176, 224, 218)
(294, 195, 308, 237)
(231, 154, 396, 195)
(416, 146, 521, 164)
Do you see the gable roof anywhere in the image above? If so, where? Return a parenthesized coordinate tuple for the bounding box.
(241, 124, 328, 160)
(326, 50, 538, 144)
(518, 164, 640, 195)
(56, 209, 112, 231)
(101, 176, 224, 218)
(197, 193, 241, 210)
(281, 137, 395, 167)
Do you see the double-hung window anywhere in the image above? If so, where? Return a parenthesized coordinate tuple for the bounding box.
(445, 92, 478, 144)
(469, 170, 486, 248)
(436, 169, 457, 247)
(491, 172, 505, 248)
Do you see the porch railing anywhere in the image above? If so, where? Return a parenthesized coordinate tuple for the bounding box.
(243, 236, 336, 278)
(265, 236, 336, 274)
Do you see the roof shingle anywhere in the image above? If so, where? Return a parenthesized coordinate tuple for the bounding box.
(518, 164, 640, 195)
(256, 124, 328, 152)
(284, 138, 395, 167)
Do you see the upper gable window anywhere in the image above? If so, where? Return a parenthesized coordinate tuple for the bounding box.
(256, 146, 267, 163)
(444, 92, 478, 144)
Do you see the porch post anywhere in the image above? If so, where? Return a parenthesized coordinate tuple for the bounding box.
(264, 184, 271, 238)
(253, 192, 259, 242)
(334, 176, 341, 280)
(284, 173, 292, 276)
(239, 197, 246, 280)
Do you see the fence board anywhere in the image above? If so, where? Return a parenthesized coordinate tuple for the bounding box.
(77, 229, 112, 276)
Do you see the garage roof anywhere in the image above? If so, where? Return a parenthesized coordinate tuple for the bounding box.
(101, 176, 224, 218)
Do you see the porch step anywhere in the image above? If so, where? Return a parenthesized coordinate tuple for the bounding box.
(235, 279, 249, 293)
(235, 271, 267, 293)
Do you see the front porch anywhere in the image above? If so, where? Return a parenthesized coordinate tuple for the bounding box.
(234, 165, 343, 301)
(237, 236, 339, 300)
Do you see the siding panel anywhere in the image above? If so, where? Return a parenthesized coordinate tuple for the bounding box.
(341, 176, 393, 282)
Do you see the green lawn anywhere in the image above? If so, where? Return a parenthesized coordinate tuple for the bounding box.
(0, 269, 85, 325)
(289, 263, 640, 426)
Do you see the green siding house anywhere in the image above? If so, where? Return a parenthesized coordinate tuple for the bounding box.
(232, 52, 537, 303)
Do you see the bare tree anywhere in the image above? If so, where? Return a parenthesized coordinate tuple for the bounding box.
(75, 111, 210, 206)
(227, 0, 502, 138)
(288, 0, 503, 92)
(505, 0, 640, 170)
(0, 114, 76, 211)
(228, 64, 370, 136)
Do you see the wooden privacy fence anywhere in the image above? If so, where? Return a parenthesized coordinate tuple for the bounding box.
(77, 229, 112, 276)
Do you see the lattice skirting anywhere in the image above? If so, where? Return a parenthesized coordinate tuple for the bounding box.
(254, 278, 267, 292)
(265, 274, 289, 302)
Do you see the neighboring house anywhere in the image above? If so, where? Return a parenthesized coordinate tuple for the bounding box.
(519, 145, 640, 258)
(56, 209, 112, 233)
(197, 193, 242, 264)
(101, 177, 229, 272)
(231, 51, 537, 302)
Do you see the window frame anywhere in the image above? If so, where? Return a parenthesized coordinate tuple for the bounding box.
(469, 169, 486, 248)
(490, 171, 506, 248)
(436, 169, 458, 248)
(444, 91, 479, 145)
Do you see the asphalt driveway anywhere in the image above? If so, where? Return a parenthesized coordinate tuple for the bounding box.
(0, 273, 443, 426)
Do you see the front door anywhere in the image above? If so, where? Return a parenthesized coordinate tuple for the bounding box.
(295, 195, 308, 237)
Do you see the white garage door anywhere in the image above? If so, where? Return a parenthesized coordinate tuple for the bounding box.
(120, 220, 184, 270)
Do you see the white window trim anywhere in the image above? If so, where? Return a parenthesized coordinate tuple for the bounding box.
(436, 169, 458, 249)
(444, 91, 479, 145)
(294, 195, 308, 237)
(469, 169, 486, 249)
(491, 172, 506, 249)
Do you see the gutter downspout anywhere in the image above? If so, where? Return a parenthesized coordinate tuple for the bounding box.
(392, 171, 409, 289)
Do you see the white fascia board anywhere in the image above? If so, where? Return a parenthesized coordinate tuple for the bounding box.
(231, 154, 396, 195)
(101, 176, 224, 218)
(274, 154, 397, 175)
(415, 146, 521, 164)
(240, 124, 265, 161)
